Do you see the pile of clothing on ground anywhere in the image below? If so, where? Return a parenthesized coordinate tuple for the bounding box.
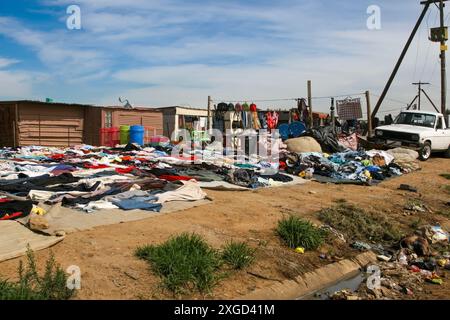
(0, 144, 295, 219)
(280, 133, 421, 184)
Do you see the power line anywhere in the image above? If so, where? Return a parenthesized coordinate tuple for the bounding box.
(420, 9, 440, 80)
(370, 93, 409, 105)
(211, 92, 365, 104)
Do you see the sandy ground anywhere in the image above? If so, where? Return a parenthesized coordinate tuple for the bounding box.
(0, 158, 449, 300)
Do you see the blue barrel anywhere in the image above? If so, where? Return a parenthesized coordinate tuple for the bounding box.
(129, 125, 145, 145)
(289, 122, 306, 138)
(278, 124, 290, 141)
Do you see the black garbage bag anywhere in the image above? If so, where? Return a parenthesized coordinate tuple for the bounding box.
(303, 127, 345, 153)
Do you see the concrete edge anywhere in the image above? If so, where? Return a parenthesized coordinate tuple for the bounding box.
(239, 251, 377, 300)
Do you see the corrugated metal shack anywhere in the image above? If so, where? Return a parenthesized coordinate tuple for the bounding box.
(0, 101, 164, 147)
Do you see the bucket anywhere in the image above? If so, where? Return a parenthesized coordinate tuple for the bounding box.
(109, 127, 120, 147)
(129, 125, 145, 146)
(120, 125, 130, 145)
(100, 128, 110, 146)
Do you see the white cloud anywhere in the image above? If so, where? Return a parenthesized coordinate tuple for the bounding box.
(0, 57, 20, 69)
(0, 0, 446, 115)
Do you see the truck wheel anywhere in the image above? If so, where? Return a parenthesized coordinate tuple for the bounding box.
(419, 142, 432, 161)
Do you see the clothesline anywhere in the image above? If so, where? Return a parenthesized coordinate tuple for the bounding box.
(210, 92, 366, 104)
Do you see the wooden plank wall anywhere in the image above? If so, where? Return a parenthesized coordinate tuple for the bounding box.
(0, 104, 15, 147)
(113, 109, 163, 135)
(18, 103, 85, 147)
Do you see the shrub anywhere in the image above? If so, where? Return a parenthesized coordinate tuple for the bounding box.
(277, 216, 327, 250)
(221, 242, 255, 270)
(0, 249, 74, 300)
(136, 233, 221, 294)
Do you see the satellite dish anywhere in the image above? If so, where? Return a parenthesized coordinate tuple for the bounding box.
(119, 97, 132, 109)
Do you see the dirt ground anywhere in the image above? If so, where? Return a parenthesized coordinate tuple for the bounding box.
(0, 158, 449, 300)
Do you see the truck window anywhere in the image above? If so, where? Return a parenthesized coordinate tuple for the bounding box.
(395, 113, 436, 128)
(437, 117, 443, 129)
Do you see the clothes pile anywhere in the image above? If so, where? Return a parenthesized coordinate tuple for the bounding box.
(279, 147, 420, 184)
(0, 144, 295, 218)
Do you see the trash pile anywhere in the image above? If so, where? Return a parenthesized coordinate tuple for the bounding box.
(334, 226, 450, 300)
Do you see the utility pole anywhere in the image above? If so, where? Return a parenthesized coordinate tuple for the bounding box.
(207, 95, 212, 131)
(412, 81, 430, 110)
(365, 91, 373, 137)
(372, 1, 449, 120)
(330, 98, 336, 131)
(307, 80, 313, 128)
(439, 0, 447, 114)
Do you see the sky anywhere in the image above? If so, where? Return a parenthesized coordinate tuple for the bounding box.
(0, 0, 448, 115)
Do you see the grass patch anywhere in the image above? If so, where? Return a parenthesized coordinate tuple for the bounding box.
(0, 249, 74, 300)
(277, 216, 327, 250)
(221, 242, 256, 270)
(442, 185, 450, 194)
(410, 218, 423, 230)
(440, 173, 450, 180)
(136, 233, 222, 294)
(436, 210, 450, 219)
(318, 204, 403, 243)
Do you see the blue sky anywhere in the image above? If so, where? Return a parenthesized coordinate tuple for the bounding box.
(0, 0, 448, 114)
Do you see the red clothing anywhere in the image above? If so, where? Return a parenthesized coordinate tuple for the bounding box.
(0, 212, 23, 220)
(51, 154, 65, 160)
(158, 175, 195, 182)
(115, 167, 136, 174)
(84, 164, 110, 169)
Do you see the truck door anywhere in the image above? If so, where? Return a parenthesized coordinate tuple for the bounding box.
(434, 116, 448, 150)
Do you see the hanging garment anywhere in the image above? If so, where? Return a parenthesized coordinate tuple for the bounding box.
(266, 112, 279, 130)
(241, 111, 248, 128)
(252, 111, 261, 130)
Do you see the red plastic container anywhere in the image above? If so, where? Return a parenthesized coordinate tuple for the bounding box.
(100, 127, 120, 147)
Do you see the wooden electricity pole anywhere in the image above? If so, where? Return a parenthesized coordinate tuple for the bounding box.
(372, 1, 448, 120)
(207, 95, 212, 130)
(439, 0, 447, 114)
(307, 80, 313, 128)
(412, 81, 430, 110)
(365, 91, 373, 137)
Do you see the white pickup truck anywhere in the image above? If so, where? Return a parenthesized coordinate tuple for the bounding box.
(374, 111, 450, 161)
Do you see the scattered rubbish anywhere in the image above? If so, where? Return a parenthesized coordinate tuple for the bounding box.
(437, 259, 449, 267)
(426, 278, 443, 286)
(330, 289, 360, 301)
(429, 226, 449, 243)
(377, 255, 392, 262)
(400, 235, 431, 256)
(398, 184, 418, 193)
(295, 247, 305, 254)
(351, 241, 372, 251)
(404, 201, 426, 213)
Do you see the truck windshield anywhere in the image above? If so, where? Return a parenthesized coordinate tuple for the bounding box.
(394, 113, 436, 128)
